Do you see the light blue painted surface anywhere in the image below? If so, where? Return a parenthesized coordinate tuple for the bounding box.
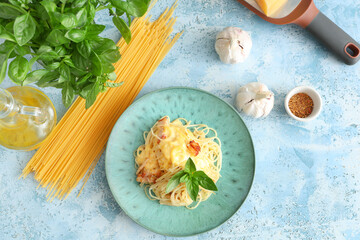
(1, 0, 360, 239)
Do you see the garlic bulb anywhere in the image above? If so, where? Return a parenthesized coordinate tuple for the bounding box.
(235, 82, 274, 118)
(215, 27, 252, 64)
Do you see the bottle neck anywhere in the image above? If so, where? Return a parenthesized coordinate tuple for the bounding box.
(0, 88, 15, 119)
(0, 88, 44, 121)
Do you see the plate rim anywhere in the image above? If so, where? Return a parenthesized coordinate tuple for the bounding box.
(105, 86, 256, 237)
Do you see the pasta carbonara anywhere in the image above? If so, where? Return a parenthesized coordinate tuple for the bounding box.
(135, 116, 222, 208)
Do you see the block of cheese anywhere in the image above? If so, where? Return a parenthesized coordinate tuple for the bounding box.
(255, 0, 288, 16)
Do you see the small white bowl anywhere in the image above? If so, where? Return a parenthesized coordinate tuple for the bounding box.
(284, 86, 322, 122)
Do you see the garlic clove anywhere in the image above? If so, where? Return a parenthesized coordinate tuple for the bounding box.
(215, 27, 252, 64)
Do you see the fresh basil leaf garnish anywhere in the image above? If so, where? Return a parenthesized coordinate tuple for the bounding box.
(165, 170, 186, 194)
(165, 158, 218, 202)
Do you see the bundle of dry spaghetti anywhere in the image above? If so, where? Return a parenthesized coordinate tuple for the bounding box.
(21, 3, 182, 201)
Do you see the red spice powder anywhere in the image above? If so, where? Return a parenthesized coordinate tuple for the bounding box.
(288, 93, 314, 118)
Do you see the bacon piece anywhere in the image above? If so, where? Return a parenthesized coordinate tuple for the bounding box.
(187, 140, 201, 156)
(136, 168, 162, 184)
(157, 134, 167, 144)
(156, 117, 169, 143)
(157, 116, 169, 126)
(136, 158, 163, 184)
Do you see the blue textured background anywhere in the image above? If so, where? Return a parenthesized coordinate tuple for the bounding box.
(1, 0, 360, 239)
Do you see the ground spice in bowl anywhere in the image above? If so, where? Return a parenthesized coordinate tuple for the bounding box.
(288, 93, 314, 118)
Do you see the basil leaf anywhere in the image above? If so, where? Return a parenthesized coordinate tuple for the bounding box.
(76, 8, 87, 28)
(126, 12, 132, 26)
(55, 46, 67, 57)
(72, 49, 91, 71)
(193, 171, 218, 191)
(76, 41, 92, 58)
(85, 24, 106, 39)
(44, 82, 65, 88)
(87, 3, 96, 22)
(72, 0, 88, 8)
(0, 54, 9, 84)
(90, 38, 117, 54)
(65, 29, 86, 43)
(14, 13, 36, 46)
(179, 174, 189, 183)
(185, 179, 199, 202)
(0, 41, 16, 83)
(35, 4, 50, 21)
(79, 82, 92, 98)
(111, 0, 150, 17)
(61, 13, 77, 29)
(85, 81, 100, 109)
(0, 25, 15, 42)
(90, 51, 102, 76)
(37, 45, 53, 55)
(58, 75, 67, 84)
(32, 20, 45, 40)
(22, 69, 49, 85)
(52, 12, 63, 24)
(70, 67, 86, 79)
(0, 3, 26, 19)
(46, 29, 70, 46)
(62, 82, 75, 108)
(40, 0, 57, 24)
(105, 81, 123, 88)
(0, 41, 16, 54)
(76, 72, 92, 88)
(165, 170, 186, 193)
(39, 51, 59, 62)
(5, 21, 14, 33)
(184, 158, 196, 174)
(116, 9, 125, 16)
(46, 61, 61, 70)
(100, 49, 121, 63)
(7, 0, 21, 8)
(40, 0, 57, 14)
(29, 56, 40, 68)
(9, 51, 17, 59)
(63, 58, 75, 68)
(98, 57, 115, 74)
(100, 84, 107, 93)
(14, 45, 31, 56)
(112, 16, 131, 44)
(36, 71, 60, 87)
(8, 56, 30, 83)
(59, 64, 71, 80)
(107, 72, 117, 81)
(37, 46, 60, 62)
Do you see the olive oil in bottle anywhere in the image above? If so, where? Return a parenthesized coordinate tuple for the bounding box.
(0, 86, 56, 151)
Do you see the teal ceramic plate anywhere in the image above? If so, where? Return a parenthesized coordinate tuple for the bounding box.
(105, 87, 255, 236)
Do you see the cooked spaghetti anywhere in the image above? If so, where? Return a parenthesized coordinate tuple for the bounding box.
(21, 2, 182, 201)
(135, 116, 222, 208)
